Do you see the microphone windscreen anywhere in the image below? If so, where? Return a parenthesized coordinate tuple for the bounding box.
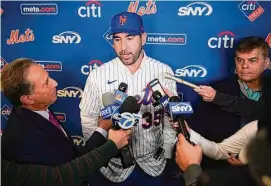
(119, 96, 139, 114)
(169, 96, 181, 102)
(152, 90, 163, 101)
(102, 92, 115, 107)
(118, 82, 128, 92)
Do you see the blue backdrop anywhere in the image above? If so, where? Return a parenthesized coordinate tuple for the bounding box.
(1, 0, 271, 140)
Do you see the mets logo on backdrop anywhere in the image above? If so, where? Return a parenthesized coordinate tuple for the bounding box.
(127, 0, 156, 16)
(6, 28, 35, 45)
(238, 1, 264, 22)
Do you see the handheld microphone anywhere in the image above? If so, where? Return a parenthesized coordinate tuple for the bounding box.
(100, 92, 119, 119)
(152, 90, 163, 112)
(162, 72, 199, 89)
(118, 82, 128, 92)
(148, 79, 170, 112)
(114, 82, 128, 104)
(112, 96, 141, 168)
(169, 96, 194, 144)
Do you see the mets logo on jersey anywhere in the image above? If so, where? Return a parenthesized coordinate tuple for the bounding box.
(119, 15, 127, 25)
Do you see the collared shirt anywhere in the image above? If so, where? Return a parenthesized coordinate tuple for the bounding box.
(238, 80, 261, 101)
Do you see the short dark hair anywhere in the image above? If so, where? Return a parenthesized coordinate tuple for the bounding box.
(236, 36, 269, 58)
(1, 58, 35, 106)
(247, 130, 271, 185)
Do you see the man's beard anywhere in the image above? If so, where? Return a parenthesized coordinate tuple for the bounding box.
(119, 47, 143, 66)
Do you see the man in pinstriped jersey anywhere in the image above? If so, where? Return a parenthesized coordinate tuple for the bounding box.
(80, 11, 177, 186)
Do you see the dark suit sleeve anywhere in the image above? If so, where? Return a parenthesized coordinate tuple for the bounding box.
(211, 91, 263, 118)
(85, 131, 107, 150)
(2, 140, 118, 186)
(76, 131, 108, 155)
(183, 164, 203, 186)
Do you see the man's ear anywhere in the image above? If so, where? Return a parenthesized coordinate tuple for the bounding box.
(261, 175, 271, 186)
(264, 57, 270, 70)
(141, 32, 147, 46)
(20, 95, 34, 105)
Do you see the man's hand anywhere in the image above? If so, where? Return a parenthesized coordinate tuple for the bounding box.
(175, 134, 202, 171)
(194, 85, 216, 102)
(108, 129, 132, 149)
(227, 153, 243, 166)
(98, 118, 112, 132)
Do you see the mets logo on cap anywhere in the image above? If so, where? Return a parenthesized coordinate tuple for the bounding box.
(119, 15, 127, 25)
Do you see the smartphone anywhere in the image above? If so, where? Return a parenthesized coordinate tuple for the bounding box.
(148, 78, 166, 97)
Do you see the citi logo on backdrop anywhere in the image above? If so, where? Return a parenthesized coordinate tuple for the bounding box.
(238, 1, 264, 22)
(81, 60, 103, 75)
(177, 2, 213, 16)
(78, 0, 102, 18)
(127, 0, 157, 16)
(208, 31, 235, 49)
(6, 28, 35, 45)
(52, 31, 81, 44)
(175, 65, 208, 78)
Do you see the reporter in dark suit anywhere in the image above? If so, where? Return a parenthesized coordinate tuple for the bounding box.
(1, 58, 130, 186)
(2, 129, 131, 186)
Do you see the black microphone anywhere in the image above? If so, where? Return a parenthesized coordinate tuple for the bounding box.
(112, 96, 140, 168)
(169, 96, 192, 144)
(118, 82, 128, 92)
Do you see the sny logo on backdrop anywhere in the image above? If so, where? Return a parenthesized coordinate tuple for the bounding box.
(238, 1, 264, 22)
(71, 136, 86, 146)
(54, 112, 66, 122)
(52, 31, 81, 44)
(1, 105, 12, 120)
(1, 57, 8, 72)
(78, 0, 102, 18)
(175, 65, 207, 78)
(36, 61, 62, 72)
(208, 31, 235, 49)
(103, 29, 186, 47)
(81, 60, 103, 75)
(266, 33, 271, 48)
(6, 28, 35, 45)
(178, 2, 212, 16)
(20, 4, 58, 15)
(57, 86, 83, 98)
(128, 0, 157, 16)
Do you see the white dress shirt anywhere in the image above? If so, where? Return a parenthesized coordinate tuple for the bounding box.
(190, 120, 258, 164)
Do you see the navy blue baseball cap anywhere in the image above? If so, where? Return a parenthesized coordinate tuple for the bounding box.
(110, 11, 144, 35)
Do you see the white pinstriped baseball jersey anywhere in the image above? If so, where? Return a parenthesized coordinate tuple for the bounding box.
(79, 52, 177, 183)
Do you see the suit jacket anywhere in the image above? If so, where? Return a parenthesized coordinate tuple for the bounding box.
(2, 140, 119, 186)
(186, 76, 265, 169)
(1, 107, 106, 166)
(184, 164, 257, 186)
